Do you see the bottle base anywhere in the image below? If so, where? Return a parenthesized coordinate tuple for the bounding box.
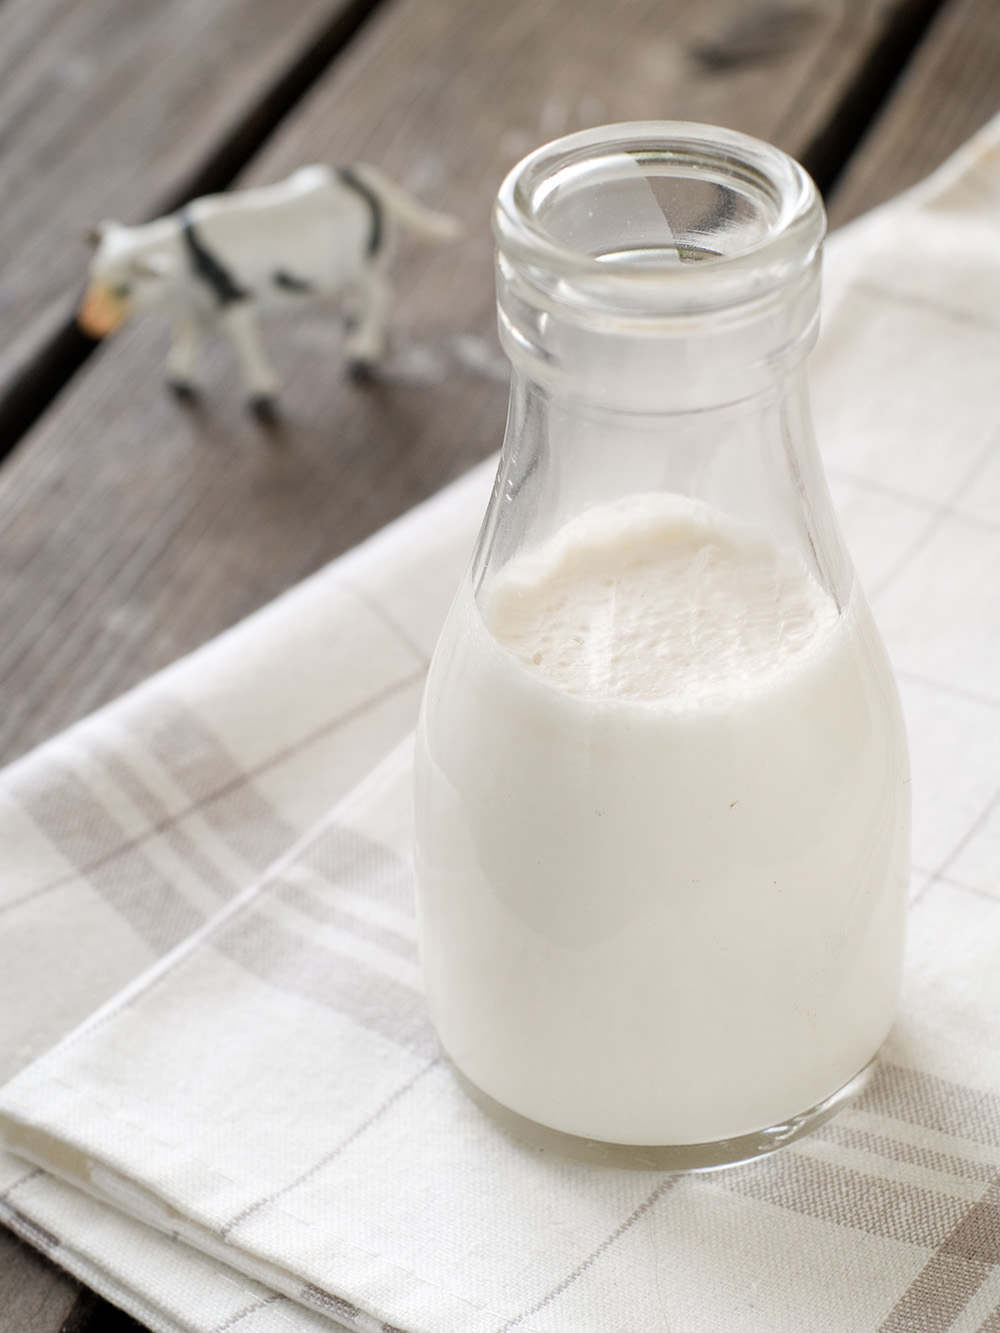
(450, 1056, 877, 1172)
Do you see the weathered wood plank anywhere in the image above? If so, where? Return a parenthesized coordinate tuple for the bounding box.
(0, 0, 934, 769)
(0, 0, 368, 445)
(829, 0, 1000, 223)
(0, 1228, 80, 1333)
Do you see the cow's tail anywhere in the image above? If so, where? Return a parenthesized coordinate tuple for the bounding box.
(352, 165, 464, 242)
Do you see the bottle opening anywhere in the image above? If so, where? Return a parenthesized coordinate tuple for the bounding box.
(495, 122, 824, 316)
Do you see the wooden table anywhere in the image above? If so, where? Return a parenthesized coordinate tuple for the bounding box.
(1, 0, 996, 1327)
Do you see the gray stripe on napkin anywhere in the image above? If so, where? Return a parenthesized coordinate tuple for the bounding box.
(275, 879, 417, 962)
(0, 1167, 41, 1201)
(140, 699, 296, 870)
(4, 1204, 59, 1253)
(721, 1149, 967, 1248)
(879, 1174, 1000, 1333)
(4, 671, 424, 917)
(882, 1253, 994, 1333)
(221, 1058, 438, 1238)
(816, 1122, 999, 1184)
(860, 1065, 1000, 1149)
(225, 1061, 437, 1237)
(300, 1286, 360, 1322)
(299, 824, 415, 918)
(213, 910, 434, 1056)
(96, 744, 233, 899)
(942, 1181, 1000, 1266)
(497, 1176, 677, 1332)
(212, 1294, 285, 1332)
(11, 763, 203, 951)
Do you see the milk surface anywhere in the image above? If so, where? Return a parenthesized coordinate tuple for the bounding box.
(415, 494, 908, 1145)
(489, 494, 837, 704)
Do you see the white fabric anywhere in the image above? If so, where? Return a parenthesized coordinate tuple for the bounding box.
(2, 120, 1000, 1333)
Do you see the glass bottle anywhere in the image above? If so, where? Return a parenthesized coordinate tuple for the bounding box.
(414, 123, 909, 1168)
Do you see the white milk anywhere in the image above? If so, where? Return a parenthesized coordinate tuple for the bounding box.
(415, 494, 908, 1145)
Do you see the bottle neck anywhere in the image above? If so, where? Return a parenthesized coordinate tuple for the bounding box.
(482, 123, 846, 603)
(480, 349, 851, 612)
(496, 250, 821, 414)
(493, 121, 826, 414)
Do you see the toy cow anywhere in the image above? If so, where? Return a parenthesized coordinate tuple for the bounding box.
(79, 165, 462, 420)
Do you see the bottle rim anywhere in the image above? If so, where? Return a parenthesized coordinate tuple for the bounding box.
(493, 121, 825, 317)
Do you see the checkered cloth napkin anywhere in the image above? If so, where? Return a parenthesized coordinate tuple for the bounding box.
(2, 120, 1000, 1333)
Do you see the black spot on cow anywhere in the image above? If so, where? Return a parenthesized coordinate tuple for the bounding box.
(273, 269, 314, 293)
(337, 167, 383, 256)
(179, 211, 248, 305)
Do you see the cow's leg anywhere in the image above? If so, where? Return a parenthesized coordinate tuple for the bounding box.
(218, 303, 282, 422)
(166, 310, 203, 402)
(344, 268, 390, 381)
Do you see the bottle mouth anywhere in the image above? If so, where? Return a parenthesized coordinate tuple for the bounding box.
(494, 122, 824, 317)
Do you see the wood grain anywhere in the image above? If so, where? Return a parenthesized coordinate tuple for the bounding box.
(829, 0, 1000, 223)
(0, 0, 924, 767)
(0, 0, 363, 437)
(0, 1227, 80, 1333)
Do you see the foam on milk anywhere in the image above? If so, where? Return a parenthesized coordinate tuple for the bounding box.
(488, 493, 837, 705)
(415, 492, 908, 1145)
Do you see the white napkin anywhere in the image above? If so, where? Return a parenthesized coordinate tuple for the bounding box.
(2, 120, 1000, 1333)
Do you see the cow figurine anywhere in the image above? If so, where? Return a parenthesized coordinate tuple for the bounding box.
(79, 164, 462, 421)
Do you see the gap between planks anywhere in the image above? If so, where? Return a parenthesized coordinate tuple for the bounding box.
(798, 0, 947, 194)
(0, 0, 388, 466)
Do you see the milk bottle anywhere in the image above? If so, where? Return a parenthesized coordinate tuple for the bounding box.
(415, 123, 909, 1164)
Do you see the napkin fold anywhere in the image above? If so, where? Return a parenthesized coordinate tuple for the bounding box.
(3, 121, 1000, 1333)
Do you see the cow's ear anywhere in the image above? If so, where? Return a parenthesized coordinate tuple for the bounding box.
(129, 251, 176, 280)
